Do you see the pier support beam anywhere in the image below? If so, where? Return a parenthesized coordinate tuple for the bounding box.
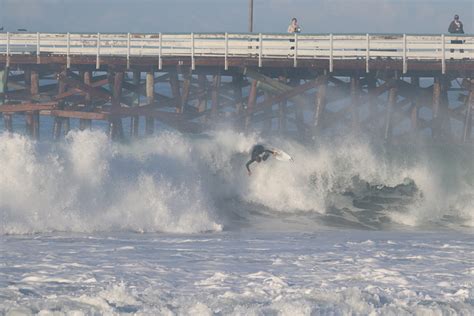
(197, 75, 208, 114)
(131, 70, 140, 138)
(109, 71, 124, 140)
(246, 80, 258, 130)
(80, 70, 92, 130)
(384, 80, 398, 142)
(432, 76, 442, 139)
(278, 76, 287, 133)
(1, 68, 13, 133)
(53, 72, 66, 140)
(233, 74, 244, 115)
(350, 75, 360, 132)
(146, 71, 155, 135)
(463, 80, 474, 142)
(410, 76, 420, 133)
(211, 73, 221, 118)
(313, 75, 327, 134)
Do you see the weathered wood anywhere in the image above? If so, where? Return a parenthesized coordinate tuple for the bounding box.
(263, 91, 272, 131)
(181, 68, 192, 113)
(463, 83, 474, 142)
(169, 71, 182, 114)
(313, 75, 327, 131)
(57, 72, 111, 101)
(53, 73, 66, 140)
(51, 110, 108, 120)
(145, 71, 155, 134)
(80, 70, 93, 130)
(211, 73, 221, 118)
(0, 102, 57, 112)
(197, 74, 208, 113)
(410, 76, 420, 132)
(131, 70, 140, 138)
(246, 79, 258, 130)
(350, 75, 360, 132)
(109, 71, 124, 140)
(232, 75, 244, 115)
(278, 76, 287, 133)
(432, 77, 442, 139)
(384, 81, 398, 141)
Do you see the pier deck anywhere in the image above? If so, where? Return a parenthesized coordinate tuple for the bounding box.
(0, 32, 473, 143)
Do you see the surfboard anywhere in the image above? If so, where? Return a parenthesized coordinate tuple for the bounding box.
(272, 148, 293, 162)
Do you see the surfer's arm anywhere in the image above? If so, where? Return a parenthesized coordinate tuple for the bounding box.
(246, 159, 255, 175)
(264, 149, 277, 155)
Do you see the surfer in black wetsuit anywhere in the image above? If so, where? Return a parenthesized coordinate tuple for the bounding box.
(246, 145, 276, 176)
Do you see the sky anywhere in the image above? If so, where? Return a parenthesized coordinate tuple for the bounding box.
(0, 0, 472, 34)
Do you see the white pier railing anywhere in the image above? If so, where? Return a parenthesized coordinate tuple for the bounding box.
(0, 32, 472, 73)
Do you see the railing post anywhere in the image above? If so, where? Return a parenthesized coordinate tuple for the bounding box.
(258, 33, 262, 67)
(441, 34, 446, 74)
(224, 32, 228, 70)
(36, 32, 41, 64)
(127, 32, 131, 69)
(191, 32, 195, 70)
(158, 32, 162, 70)
(66, 32, 71, 69)
(6, 32, 10, 68)
(294, 33, 298, 67)
(329, 33, 333, 73)
(366, 33, 370, 73)
(96, 32, 101, 69)
(403, 34, 407, 74)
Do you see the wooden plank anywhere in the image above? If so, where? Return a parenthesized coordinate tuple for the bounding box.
(0, 102, 57, 112)
(51, 110, 108, 120)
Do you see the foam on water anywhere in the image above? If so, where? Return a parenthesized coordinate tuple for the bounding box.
(0, 128, 472, 235)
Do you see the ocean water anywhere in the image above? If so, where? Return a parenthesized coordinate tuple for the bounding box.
(0, 128, 473, 315)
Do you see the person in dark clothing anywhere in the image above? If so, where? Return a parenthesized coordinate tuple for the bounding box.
(448, 14, 464, 53)
(246, 145, 276, 176)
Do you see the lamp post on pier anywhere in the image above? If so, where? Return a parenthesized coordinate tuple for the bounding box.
(248, 0, 253, 32)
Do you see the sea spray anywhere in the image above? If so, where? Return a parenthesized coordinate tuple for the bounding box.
(0, 129, 472, 234)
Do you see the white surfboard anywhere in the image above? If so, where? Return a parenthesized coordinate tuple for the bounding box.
(272, 148, 293, 162)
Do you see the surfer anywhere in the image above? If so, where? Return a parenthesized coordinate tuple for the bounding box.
(246, 145, 277, 176)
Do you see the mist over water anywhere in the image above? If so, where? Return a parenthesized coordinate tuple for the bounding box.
(0, 128, 472, 235)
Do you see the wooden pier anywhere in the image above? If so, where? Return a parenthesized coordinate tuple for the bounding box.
(0, 32, 473, 143)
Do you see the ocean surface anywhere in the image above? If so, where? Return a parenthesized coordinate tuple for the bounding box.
(0, 127, 473, 315)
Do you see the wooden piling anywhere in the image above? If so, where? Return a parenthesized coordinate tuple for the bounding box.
(80, 70, 92, 130)
(197, 74, 208, 114)
(169, 71, 182, 114)
(1, 68, 13, 133)
(109, 71, 124, 140)
(462, 81, 474, 142)
(211, 73, 221, 118)
(350, 75, 360, 132)
(232, 75, 244, 115)
(313, 75, 327, 132)
(131, 70, 140, 138)
(384, 80, 398, 141)
(145, 71, 155, 135)
(246, 79, 258, 130)
(410, 76, 420, 132)
(30, 69, 40, 140)
(432, 76, 442, 139)
(278, 76, 287, 133)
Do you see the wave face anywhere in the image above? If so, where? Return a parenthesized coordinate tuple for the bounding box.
(0, 129, 472, 235)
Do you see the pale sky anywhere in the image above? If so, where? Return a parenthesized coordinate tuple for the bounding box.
(0, 0, 472, 34)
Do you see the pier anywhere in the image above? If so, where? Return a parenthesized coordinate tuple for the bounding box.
(0, 32, 473, 142)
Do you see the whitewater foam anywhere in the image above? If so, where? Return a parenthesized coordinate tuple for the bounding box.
(0, 129, 472, 234)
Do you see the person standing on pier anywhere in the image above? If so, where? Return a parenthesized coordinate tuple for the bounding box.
(287, 18, 301, 34)
(288, 18, 301, 54)
(448, 14, 464, 53)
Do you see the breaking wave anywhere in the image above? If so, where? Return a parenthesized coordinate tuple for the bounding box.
(0, 129, 472, 235)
